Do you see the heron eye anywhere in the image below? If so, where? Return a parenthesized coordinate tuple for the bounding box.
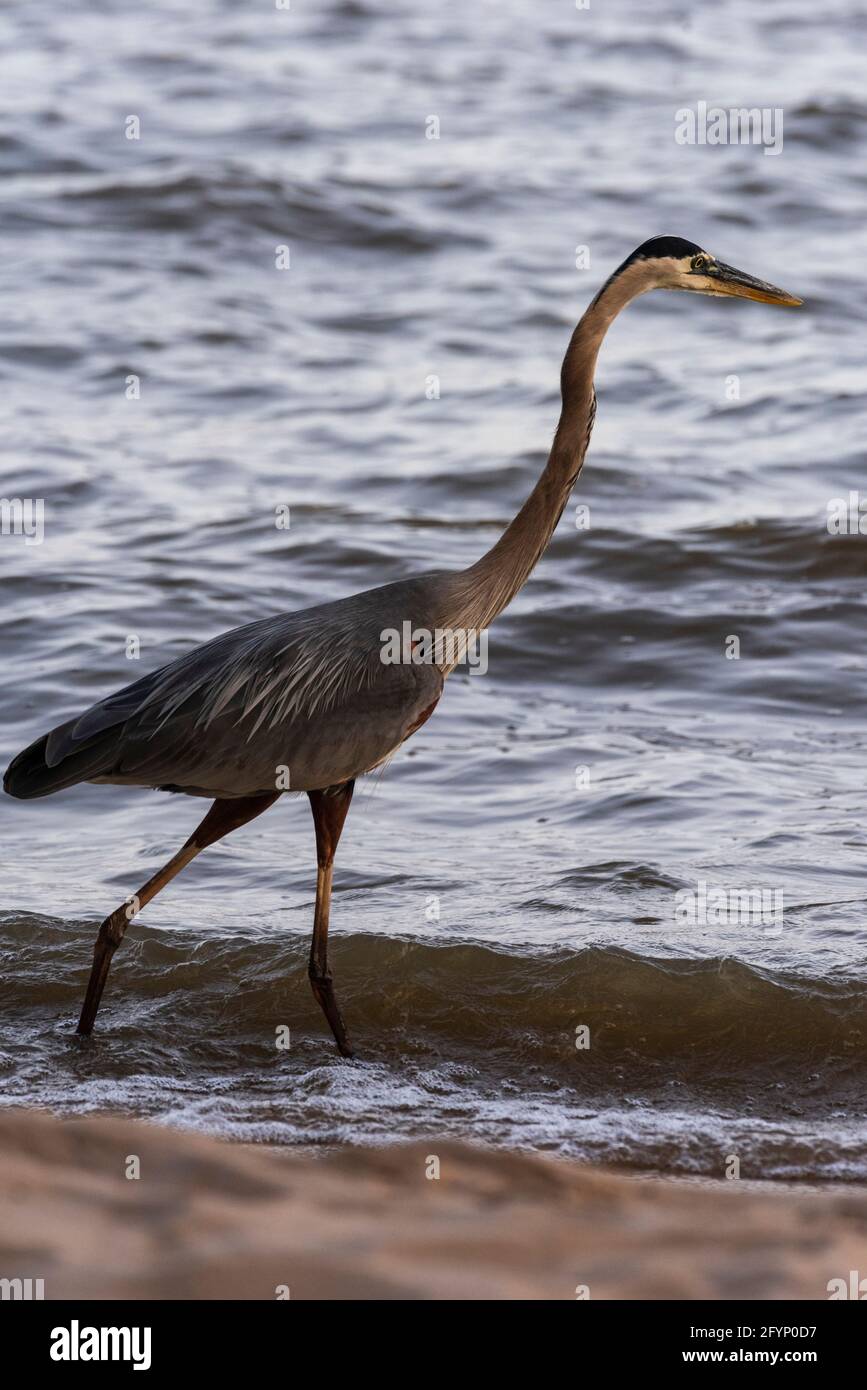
(691, 254, 709, 272)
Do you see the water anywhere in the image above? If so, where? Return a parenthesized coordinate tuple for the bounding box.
(1, 0, 866, 1180)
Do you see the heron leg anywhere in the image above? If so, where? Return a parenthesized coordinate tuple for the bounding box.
(308, 779, 355, 1058)
(76, 792, 279, 1036)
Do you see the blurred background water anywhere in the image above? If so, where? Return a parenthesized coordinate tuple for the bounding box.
(1, 0, 865, 1179)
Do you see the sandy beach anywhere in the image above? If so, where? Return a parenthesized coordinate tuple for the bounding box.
(0, 1109, 863, 1301)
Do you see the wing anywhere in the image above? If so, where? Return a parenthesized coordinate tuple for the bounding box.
(4, 576, 448, 799)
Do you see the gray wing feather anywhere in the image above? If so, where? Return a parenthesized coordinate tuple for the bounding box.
(31, 575, 449, 798)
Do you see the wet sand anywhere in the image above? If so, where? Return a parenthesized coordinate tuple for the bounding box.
(0, 1109, 864, 1300)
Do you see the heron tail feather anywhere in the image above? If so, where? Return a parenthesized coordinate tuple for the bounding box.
(3, 724, 118, 799)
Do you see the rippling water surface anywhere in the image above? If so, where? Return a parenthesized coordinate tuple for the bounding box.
(1, 0, 866, 1179)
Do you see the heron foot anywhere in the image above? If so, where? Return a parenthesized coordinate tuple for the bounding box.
(309, 968, 355, 1058)
(76, 911, 127, 1035)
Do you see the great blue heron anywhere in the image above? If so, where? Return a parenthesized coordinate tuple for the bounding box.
(4, 236, 801, 1056)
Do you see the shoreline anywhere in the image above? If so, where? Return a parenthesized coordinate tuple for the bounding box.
(1, 1107, 864, 1300)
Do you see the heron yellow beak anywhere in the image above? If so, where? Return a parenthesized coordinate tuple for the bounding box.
(708, 261, 802, 306)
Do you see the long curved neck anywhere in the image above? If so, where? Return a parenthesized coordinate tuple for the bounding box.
(448, 259, 652, 631)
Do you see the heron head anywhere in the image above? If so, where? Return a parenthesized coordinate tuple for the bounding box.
(627, 235, 802, 306)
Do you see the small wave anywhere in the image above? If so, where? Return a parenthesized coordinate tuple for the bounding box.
(56, 167, 480, 252)
(3, 915, 864, 1179)
(5, 914, 865, 1082)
